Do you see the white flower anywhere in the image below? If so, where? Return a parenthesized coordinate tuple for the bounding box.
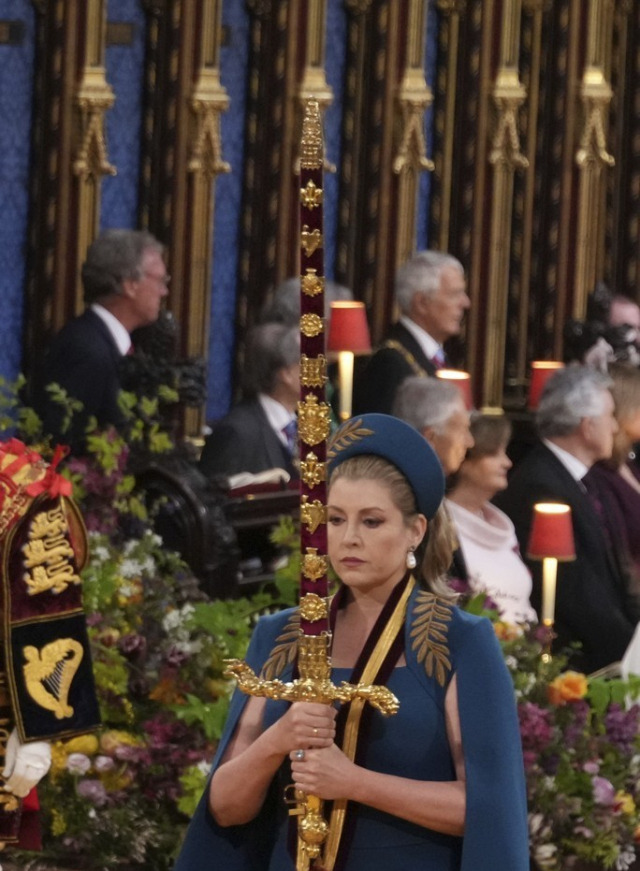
(196, 759, 211, 775)
(616, 849, 636, 871)
(534, 843, 557, 868)
(66, 753, 92, 775)
(120, 558, 145, 579)
(504, 655, 518, 670)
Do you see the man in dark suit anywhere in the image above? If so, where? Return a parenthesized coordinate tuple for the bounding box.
(199, 323, 300, 482)
(353, 250, 469, 415)
(495, 365, 640, 672)
(33, 229, 168, 452)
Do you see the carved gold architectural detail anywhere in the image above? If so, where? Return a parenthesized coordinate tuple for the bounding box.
(73, 68, 116, 179)
(573, 0, 615, 319)
(483, 0, 529, 407)
(183, 0, 230, 436)
(188, 70, 231, 178)
(297, 8, 335, 173)
(394, 1, 433, 265)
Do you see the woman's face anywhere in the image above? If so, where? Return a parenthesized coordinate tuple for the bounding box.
(620, 406, 640, 444)
(327, 477, 426, 598)
(458, 445, 512, 498)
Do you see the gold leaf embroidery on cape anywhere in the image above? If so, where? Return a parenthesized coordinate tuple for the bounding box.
(327, 420, 374, 459)
(410, 591, 453, 687)
(260, 613, 301, 680)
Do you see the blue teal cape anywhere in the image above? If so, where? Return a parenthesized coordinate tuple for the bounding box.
(174, 588, 530, 870)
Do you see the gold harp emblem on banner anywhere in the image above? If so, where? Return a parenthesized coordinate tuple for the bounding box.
(23, 639, 83, 719)
(301, 226, 323, 257)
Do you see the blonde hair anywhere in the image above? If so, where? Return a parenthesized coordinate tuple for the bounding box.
(328, 455, 455, 599)
(609, 362, 640, 466)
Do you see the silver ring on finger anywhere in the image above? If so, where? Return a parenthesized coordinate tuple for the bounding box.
(294, 749, 305, 761)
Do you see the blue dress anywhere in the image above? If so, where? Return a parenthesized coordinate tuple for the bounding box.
(174, 588, 530, 871)
(264, 666, 462, 871)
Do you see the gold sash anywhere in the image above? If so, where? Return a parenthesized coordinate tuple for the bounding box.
(322, 575, 415, 869)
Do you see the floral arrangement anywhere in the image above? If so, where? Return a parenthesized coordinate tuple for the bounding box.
(496, 619, 640, 871)
(3, 378, 640, 871)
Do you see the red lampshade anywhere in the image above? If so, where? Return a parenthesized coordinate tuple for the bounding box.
(436, 368, 473, 410)
(527, 503, 576, 561)
(327, 302, 372, 354)
(528, 361, 564, 410)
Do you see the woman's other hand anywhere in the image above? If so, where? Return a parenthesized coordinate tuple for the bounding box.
(289, 743, 357, 801)
(273, 702, 337, 755)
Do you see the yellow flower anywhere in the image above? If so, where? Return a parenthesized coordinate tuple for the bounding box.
(616, 791, 636, 815)
(51, 807, 67, 836)
(548, 671, 588, 705)
(99, 729, 142, 755)
(64, 734, 99, 757)
(50, 741, 69, 776)
(493, 621, 522, 641)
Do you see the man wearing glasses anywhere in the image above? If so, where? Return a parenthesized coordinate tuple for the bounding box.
(33, 229, 169, 453)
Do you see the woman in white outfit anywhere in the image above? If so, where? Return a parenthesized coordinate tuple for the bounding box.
(446, 414, 536, 625)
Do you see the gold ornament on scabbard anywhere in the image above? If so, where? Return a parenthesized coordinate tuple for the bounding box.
(300, 453, 325, 489)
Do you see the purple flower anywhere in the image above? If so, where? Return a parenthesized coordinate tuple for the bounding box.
(604, 703, 640, 753)
(518, 702, 553, 751)
(77, 779, 108, 807)
(592, 775, 616, 806)
(582, 760, 600, 775)
(119, 633, 147, 656)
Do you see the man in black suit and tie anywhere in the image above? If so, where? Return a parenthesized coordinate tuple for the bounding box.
(199, 323, 300, 482)
(495, 365, 640, 672)
(353, 250, 469, 415)
(33, 229, 168, 452)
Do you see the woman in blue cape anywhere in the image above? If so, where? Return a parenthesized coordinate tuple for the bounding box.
(174, 414, 530, 871)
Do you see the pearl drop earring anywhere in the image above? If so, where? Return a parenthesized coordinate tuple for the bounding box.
(406, 548, 417, 570)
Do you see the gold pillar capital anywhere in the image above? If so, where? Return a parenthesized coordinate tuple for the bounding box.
(73, 67, 116, 179)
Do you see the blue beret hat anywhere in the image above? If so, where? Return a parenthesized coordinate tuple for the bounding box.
(327, 413, 445, 519)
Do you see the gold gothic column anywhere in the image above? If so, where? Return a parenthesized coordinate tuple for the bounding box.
(573, 0, 614, 319)
(393, 0, 433, 266)
(483, 0, 528, 407)
(432, 0, 465, 253)
(73, 0, 115, 314)
(185, 0, 230, 435)
(24, 0, 115, 378)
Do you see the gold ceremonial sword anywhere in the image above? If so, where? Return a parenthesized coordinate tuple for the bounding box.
(225, 98, 398, 871)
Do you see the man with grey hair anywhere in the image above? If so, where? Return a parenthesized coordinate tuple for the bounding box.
(199, 323, 300, 481)
(354, 250, 469, 415)
(33, 229, 168, 451)
(393, 376, 473, 476)
(495, 364, 640, 671)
